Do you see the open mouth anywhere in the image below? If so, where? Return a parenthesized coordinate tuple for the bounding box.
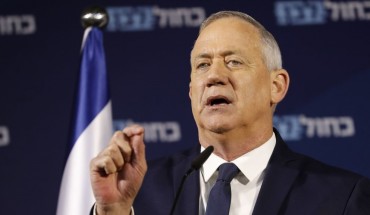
(206, 96, 231, 106)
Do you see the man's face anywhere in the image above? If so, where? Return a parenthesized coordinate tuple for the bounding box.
(189, 17, 274, 134)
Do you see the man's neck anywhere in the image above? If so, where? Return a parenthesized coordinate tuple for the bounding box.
(198, 126, 273, 161)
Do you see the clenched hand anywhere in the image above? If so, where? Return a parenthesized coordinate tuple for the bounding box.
(90, 125, 147, 215)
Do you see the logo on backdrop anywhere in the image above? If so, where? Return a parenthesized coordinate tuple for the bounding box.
(114, 119, 181, 143)
(275, 0, 370, 26)
(274, 115, 355, 141)
(0, 15, 36, 35)
(0, 126, 10, 147)
(106, 6, 206, 32)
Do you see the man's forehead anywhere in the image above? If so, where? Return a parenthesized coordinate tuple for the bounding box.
(193, 19, 260, 48)
(190, 36, 260, 61)
(199, 17, 260, 37)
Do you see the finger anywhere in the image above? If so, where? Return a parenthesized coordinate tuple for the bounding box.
(122, 125, 145, 161)
(130, 131, 145, 160)
(129, 128, 147, 174)
(120, 125, 147, 175)
(100, 143, 125, 171)
(91, 154, 119, 175)
(122, 124, 144, 138)
(92, 131, 130, 175)
(112, 131, 133, 163)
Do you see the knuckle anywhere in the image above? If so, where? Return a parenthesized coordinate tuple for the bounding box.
(112, 131, 123, 142)
(105, 146, 116, 157)
(124, 144, 133, 153)
(90, 157, 98, 169)
(101, 156, 112, 166)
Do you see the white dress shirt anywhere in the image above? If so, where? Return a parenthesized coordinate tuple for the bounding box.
(199, 133, 276, 215)
(94, 133, 276, 215)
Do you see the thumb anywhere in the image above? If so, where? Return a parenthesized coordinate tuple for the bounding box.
(130, 128, 147, 172)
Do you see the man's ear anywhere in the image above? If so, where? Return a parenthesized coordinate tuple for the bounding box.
(270, 69, 290, 105)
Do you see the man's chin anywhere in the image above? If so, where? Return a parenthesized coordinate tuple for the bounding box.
(209, 127, 230, 134)
(204, 122, 232, 134)
(198, 114, 235, 133)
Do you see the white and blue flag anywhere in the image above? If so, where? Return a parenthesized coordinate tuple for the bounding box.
(57, 27, 113, 215)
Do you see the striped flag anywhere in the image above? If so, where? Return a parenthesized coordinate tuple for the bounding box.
(57, 27, 113, 215)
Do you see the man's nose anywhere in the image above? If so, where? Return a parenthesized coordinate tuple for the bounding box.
(206, 62, 229, 87)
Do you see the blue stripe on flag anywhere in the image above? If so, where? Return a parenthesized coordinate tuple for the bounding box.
(57, 26, 113, 215)
(71, 28, 109, 148)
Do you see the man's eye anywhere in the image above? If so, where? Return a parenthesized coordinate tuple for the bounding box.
(197, 63, 210, 69)
(228, 60, 242, 66)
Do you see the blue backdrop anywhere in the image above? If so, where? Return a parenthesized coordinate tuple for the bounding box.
(1, 0, 370, 214)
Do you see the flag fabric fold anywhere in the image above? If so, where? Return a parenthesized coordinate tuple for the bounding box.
(57, 27, 113, 215)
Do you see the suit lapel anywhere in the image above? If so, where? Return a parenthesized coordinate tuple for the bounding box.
(167, 130, 301, 215)
(252, 129, 301, 215)
(172, 146, 200, 215)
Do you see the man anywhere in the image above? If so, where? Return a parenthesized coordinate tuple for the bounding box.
(90, 11, 370, 215)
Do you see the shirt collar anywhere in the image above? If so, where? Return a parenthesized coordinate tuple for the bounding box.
(201, 132, 276, 182)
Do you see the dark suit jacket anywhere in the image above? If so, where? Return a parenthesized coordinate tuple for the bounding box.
(133, 130, 370, 215)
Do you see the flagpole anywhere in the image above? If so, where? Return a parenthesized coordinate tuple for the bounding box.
(57, 6, 112, 215)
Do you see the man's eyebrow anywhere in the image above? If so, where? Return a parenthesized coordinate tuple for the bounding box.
(194, 50, 240, 58)
(221, 50, 240, 56)
(193, 53, 212, 61)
